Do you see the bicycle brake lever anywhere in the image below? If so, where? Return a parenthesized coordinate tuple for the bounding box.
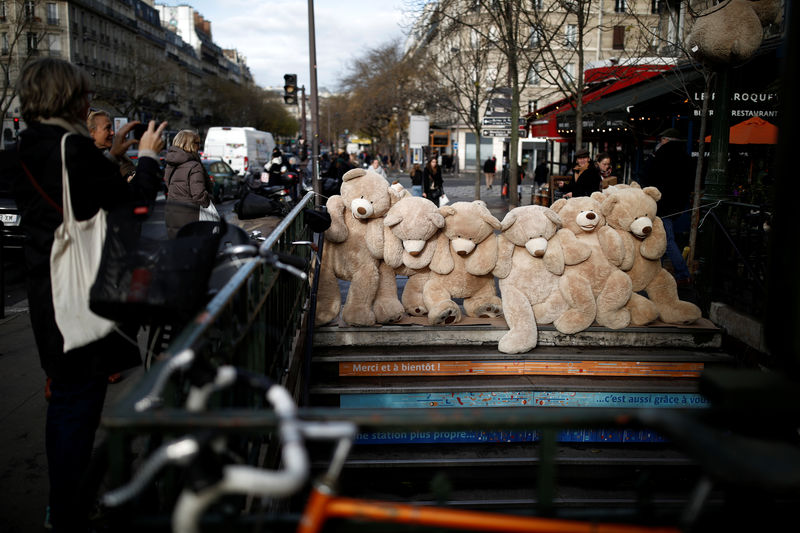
(135, 349, 196, 412)
(102, 436, 200, 507)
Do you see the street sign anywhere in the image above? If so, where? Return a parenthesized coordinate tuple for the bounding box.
(481, 116, 526, 128)
(482, 125, 528, 138)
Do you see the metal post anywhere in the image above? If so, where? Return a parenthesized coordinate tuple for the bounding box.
(704, 67, 732, 202)
(307, 0, 321, 207)
(301, 85, 307, 144)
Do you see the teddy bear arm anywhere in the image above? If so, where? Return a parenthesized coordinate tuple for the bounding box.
(542, 238, 565, 276)
(493, 234, 515, 279)
(365, 219, 385, 259)
(466, 235, 498, 276)
(640, 217, 668, 260)
(430, 232, 455, 274)
(597, 226, 625, 266)
(324, 196, 348, 243)
(557, 230, 591, 266)
(383, 226, 404, 268)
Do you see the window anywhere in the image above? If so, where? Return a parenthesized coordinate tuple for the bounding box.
(24, 0, 35, 19)
(27, 32, 38, 53)
(565, 24, 577, 47)
(612, 25, 625, 50)
(47, 3, 58, 25)
(561, 63, 575, 84)
(529, 24, 542, 47)
(614, 0, 626, 13)
(651, 0, 661, 14)
(531, 0, 543, 9)
(527, 64, 540, 85)
(0, 1, 6, 19)
(47, 34, 61, 54)
(1, 33, 8, 55)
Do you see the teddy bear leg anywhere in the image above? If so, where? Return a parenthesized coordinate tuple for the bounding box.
(341, 263, 379, 326)
(463, 281, 503, 318)
(401, 272, 429, 316)
(373, 262, 405, 324)
(595, 270, 632, 330)
(627, 292, 660, 326)
(315, 258, 342, 325)
(424, 279, 461, 325)
(532, 290, 569, 325)
(553, 272, 596, 334)
(646, 269, 702, 324)
(498, 285, 537, 354)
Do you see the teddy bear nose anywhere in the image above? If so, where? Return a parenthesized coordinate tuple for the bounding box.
(357, 206, 367, 215)
(409, 251, 421, 257)
(457, 250, 468, 256)
(533, 249, 545, 258)
(586, 212, 596, 220)
(642, 226, 652, 235)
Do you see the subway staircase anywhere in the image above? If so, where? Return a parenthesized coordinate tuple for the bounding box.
(306, 309, 737, 524)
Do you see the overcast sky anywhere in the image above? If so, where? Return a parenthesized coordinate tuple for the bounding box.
(170, 0, 409, 91)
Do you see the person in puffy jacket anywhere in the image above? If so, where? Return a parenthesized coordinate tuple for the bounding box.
(164, 129, 213, 238)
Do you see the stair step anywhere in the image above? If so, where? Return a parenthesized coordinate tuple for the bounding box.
(311, 375, 704, 396)
(311, 442, 694, 469)
(314, 317, 722, 349)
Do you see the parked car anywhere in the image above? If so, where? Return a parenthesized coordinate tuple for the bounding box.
(203, 158, 242, 202)
(0, 195, 23, 251)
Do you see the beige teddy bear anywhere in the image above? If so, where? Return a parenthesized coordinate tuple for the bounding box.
(493, 205, 592, 353)
(687, 0, 779, 66)
(550, 194, 632, 332)
(601, 183, 702, 325)
(315, 168, 405, 326)
(383, 196, 445, 316)
(423, 201, 503, 325)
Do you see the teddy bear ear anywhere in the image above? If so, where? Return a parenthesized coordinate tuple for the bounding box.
(601, 193, 620, 216)
(479, 207, 502, 230)
(384, 209, 404, 228)
(500, 210, 518, 231)
(643, 186, 662, 202)
(630, 181, 642, 189)
(342, 168, 366, 182)
(439, 205, 456, 217)
(428, 211, 446, 229)
(590, 191, 605, 203)
(542, 207, 562, 229)
(551, 198, 567, 213)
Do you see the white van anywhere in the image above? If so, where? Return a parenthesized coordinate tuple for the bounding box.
(202, 127, 275, 175)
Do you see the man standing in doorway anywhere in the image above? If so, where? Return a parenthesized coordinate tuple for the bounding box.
(483, 155, 496, 190)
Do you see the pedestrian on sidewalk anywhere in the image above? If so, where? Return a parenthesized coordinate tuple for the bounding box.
(12, 57, 166, 533)
(409, 163, 424, 197)
(483, 155, 496, 190)
(423, 157, 443, 206)
(369, 157, 387, 179)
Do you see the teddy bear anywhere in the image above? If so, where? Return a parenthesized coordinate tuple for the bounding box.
(550, 194, 632, 332)
(315, 168, 405, 326)
(601, 183, 702, 325)
(423, 201, 503, 325)
(687, 0, 780, 66)
(383, 196, 445, 316)
(493, 205, 592, 353)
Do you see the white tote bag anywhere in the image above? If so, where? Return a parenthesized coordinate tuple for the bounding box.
(199, 200, 219, 221)
(49, 133, 116, 352)
(439, 192, 450, 207)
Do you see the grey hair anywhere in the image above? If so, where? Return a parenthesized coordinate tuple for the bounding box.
(17, 58, 91, 124)
(86, 109, 111, 132)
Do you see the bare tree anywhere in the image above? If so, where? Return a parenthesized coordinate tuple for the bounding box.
(1, 0, 50, 138)
(413, 5, 502, 200)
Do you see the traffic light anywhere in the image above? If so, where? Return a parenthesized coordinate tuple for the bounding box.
(283, 74, 298, 105)
(13, 117, 20, 131)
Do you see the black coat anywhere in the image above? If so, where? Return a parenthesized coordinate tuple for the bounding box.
(13, 122, 162, 381)
(423, 165, 443, 203)
(567, 163, 602, 197)
(641, 140, 694, 217)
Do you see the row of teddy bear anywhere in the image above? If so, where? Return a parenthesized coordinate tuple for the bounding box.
(315, 168, 701, 354)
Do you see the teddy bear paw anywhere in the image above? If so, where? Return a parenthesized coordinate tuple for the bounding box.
(498, 330, 536, 354)
(475, 302, 503, 319)
(429, 303, 461, 325)
(406, 305, 428, 317)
